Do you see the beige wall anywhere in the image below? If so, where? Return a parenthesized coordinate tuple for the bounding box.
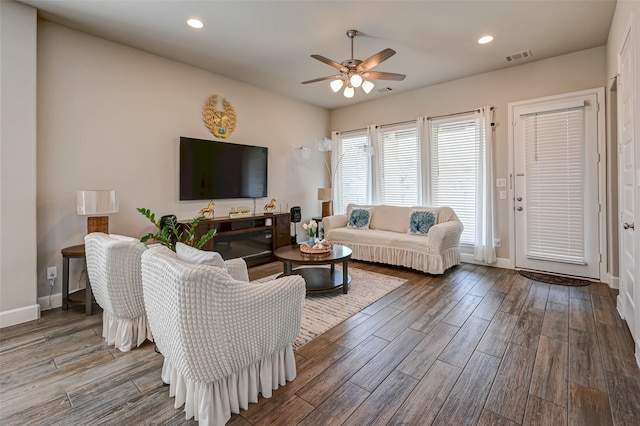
(34, 22, 329, 306)
(330, 47, 607, 262)
(0, 1, 39, 326)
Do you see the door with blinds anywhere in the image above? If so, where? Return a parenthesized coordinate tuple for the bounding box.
(512, 90, 602, 279)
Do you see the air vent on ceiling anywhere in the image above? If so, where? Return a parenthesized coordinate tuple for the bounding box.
(506, 50, 533, 62)
(377, 87, 393, 94)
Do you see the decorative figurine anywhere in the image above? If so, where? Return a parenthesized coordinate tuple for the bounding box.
(264, 198, 276, 213)
(313, 238, 329, 249)
(198, 201, 215, 218)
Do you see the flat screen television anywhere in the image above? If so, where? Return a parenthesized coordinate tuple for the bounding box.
(179, 137, 268, 200)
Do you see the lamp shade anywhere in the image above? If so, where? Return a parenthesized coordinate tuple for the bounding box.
(315, 137, 334, 152)
(350, 73, 363, 88)
(317, 187, 332, 201)
(330, 79, 344, 93)
(77, 190, 118, 215)
(343, 85, 355, 98)
(362, 80, 375, 94)
(294, 147, 311, 160)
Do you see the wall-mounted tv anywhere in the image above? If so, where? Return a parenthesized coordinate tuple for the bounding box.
(179, 137, 268, 200)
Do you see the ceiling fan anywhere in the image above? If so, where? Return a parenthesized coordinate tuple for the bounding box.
(302, 29, 406, 98)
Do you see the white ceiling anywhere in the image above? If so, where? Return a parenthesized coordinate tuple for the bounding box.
(18, 0, 617, 110)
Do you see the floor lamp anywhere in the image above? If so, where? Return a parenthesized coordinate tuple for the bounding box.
(77, 190, 119, 234)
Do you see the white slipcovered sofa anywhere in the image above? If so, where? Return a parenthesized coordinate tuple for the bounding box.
(323, 204, 464, 274)
(141, 244, 306, 425)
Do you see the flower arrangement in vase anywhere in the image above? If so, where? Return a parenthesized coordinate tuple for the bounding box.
(302, 219, 318, 246)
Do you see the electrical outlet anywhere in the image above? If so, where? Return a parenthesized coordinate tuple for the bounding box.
(47, 266, 57, 280)
(494, 238, 502, 248)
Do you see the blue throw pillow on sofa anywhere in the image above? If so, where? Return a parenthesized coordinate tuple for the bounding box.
(348, 208, 372, 229)
(408, 210, 436, 235)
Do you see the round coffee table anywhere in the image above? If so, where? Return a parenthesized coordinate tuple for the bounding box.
(274, 244, 352, 293)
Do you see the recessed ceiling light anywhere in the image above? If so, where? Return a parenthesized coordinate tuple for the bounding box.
(187, 18, 204, 29)
(478, 35, 494, 44)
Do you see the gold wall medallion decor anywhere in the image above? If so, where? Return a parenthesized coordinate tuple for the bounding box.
(202, 95, 237, 139)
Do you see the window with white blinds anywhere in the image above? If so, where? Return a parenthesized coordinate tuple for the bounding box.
(333, 132, 370, 214)
(429, 115, 480, 245)
(523, 107, 586, 264)
(375, 123, 420, 206)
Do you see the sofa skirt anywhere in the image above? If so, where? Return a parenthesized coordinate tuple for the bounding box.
(102, 310, 153, 352)
(161, 344, 297, 425)
(335, 241, 460, 274)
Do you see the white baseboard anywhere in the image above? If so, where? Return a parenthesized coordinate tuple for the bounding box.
(461, 254, 511, 270)
(38, 293, 62, 311)
(0, 304, 40, 328)
(617, 295, 625, 320)
(609, 275, 620, 290)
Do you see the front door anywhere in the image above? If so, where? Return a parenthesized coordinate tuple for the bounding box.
(512, 89, 602, 279)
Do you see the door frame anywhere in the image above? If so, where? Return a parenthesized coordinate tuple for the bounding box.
(507, 87, 608, 284)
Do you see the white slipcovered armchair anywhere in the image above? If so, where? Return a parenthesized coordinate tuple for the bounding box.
(141, 244, 306, 425)
(84, 233, 152, 352)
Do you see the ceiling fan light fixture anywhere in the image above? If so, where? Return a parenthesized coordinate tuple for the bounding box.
(303, 29, 405, 99)
(343, 85, 355, 98)
(330, 78, 344, 93)
(362, 80, 375, 94)
(350, 73, 363, 88)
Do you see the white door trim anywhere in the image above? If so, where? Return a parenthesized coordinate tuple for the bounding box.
(507, 87, 607, 282)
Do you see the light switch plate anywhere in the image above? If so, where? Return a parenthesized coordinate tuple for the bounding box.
(500, 191, 507, 199)
(496, 178, 507, 187)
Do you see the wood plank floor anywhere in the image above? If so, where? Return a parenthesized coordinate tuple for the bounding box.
(1, 262, 639, 425)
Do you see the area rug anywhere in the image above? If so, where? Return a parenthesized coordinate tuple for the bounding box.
(258, 268, 406, 349)
(518, 270, 592, 287)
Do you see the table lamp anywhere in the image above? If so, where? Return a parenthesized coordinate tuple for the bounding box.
(318, 187, 333, 217)
(77, 190, 118, 234)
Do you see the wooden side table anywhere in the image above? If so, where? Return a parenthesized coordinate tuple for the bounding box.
(61, 244, 94, 315)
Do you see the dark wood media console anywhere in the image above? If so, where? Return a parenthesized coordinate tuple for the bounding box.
(189, 212, 291, 266)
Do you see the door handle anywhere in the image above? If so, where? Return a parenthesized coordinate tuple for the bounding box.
(516, 197, 522, 201)
(517, 207, 523, 211)
(623, 222, 635, 230)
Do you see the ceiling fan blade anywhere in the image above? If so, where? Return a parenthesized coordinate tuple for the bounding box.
(362, 71, 406, 81)
(311, 54, 348, 73)
(357, 48, 396, 71)
(301, 75, 342, 84)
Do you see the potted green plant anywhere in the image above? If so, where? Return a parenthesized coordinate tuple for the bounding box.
(137, 208, 216, 251)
